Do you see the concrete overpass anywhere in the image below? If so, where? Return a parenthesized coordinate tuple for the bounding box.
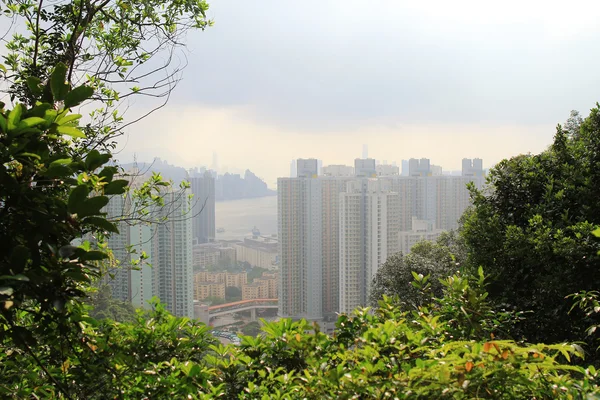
(208, 298, 278, 321)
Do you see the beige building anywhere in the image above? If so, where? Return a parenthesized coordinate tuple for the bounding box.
(192, 242, 237, 269)
(195, 271, 247, 288)
(339, 179, 400, 314)
(194, 281, 225, 301)
(234, 236, 278, 270)
(242, 272, 279, 300)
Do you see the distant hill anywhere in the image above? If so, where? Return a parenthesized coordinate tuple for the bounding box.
(120, 158, 275, 201)
(215, 170, 276, 201)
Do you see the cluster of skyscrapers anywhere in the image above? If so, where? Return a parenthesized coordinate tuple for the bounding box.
(102, 169, 216, 318)
(277, 158, 485, 321)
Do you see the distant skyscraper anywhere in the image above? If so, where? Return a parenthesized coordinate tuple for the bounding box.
(102, 194, 132, 303)
(290, 159, 297, 178)
(362, 144, 368, 159)
(211, 152, 219, 172)
(278, 157, 486, 319)
(462, 158, 484, 177)
(376, 164, 400, 176)
(278, 159, 350, 320)
(401, 160, 409, 176)
(297, 158, 318, 178)
(339, 179, 399, 313)
(322, 165, 354, 177)
(354, 158, 377, 177)
(152, 190, 194, 318)
(408, 158, 432, 177)
(190, 171, 215, 244)
(101, 189, 194, 315)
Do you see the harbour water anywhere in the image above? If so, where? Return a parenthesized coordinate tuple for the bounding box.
(215, 196, 277, 240)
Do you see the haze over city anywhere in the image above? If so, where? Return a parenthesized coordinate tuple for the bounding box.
(116, 0, 600, 186)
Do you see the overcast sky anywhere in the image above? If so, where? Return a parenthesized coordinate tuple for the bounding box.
(116, 0, 600, 186)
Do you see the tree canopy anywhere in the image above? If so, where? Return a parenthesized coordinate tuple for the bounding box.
(462, 105, 600, 348)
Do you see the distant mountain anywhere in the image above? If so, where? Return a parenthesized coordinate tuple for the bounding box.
(120, 158, 190, 183)
(119, 158, 275, 201)
(215, 170, 276, 201)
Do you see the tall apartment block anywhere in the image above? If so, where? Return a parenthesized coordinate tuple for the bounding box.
(102, 194, 132, 302)
(339, 179, 399, 314)
(190, 171, 215, 244)
(151, 190, 194, 318)
(278, 159, 350, 321)
(102, 189, 194, 317)
(278, 157, 487, 318)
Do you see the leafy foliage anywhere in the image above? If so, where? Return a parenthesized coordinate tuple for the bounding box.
(370, 232, 465, 308)
(462, 105, 600, 350)
(0, 300, 217, 399)
(88, 284, 136, 323)
(0, 65, 121, 326)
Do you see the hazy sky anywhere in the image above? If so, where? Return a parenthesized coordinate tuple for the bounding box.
(112, 0, 600, 187)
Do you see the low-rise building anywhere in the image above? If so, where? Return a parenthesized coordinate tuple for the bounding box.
(234, 236, 278, 270)
(195, 271, 248, 288)
(193, 242, 237, 269)
(194, 281, 225, 301)
(241, 272, 279, 300)
(242, 282, 268, 300)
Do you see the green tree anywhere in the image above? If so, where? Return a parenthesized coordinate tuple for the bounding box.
(0, 0, 211, 396)
(240, 321, 261, 337)
(462, 105, 600, 350)
(225, 286, 242, 302)
(89, 285, 136, 323)
(370, 231, 465, 308)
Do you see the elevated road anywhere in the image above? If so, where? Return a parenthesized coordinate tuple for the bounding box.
(208, 298, 278, 320)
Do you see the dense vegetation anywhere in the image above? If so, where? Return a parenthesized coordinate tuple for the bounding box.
(1, 0, 600, 397)
(461, 108, 600, 351)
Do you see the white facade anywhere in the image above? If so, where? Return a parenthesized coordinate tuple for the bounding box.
(376, 164, 400, 176)
(322, 165, 354, 177)
(278, 169, 350, 320)
(151, 190, 194, 318)
(338, 179, 399, 314)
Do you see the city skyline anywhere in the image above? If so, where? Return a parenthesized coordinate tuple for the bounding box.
(112, 0, 600, 187)
(278, 157, 486, 321)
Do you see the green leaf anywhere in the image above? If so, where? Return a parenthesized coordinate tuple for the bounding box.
(104, 179, 129, 195)
(26, 76, 43, 97)
(17, 152, 41, 160)
(99, 166, 118, 181)
(55, 113, 82, 125)
(7, 104, 23, 131)
(68, 185, 89, 213)
(80, 250, 109, 261)
(78, 196, 109, 218)
(0, 114, 7, 132)
(57, 125, 85, 138)
(50, 158, 72, 167)
(64, 85, 93, 108)
(0, 287, 14, 296)
(592, 228, 600, 238)
(83, 216, 119, 234)
(85, 150, 111, 171)
(0, 274, 29, 282)
(50, 63, 69, 101)
(15, 117, 46, 132)
(44, 164, 72, 178)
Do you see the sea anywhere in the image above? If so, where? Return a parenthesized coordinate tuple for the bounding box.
(215, 196, 277, 240)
